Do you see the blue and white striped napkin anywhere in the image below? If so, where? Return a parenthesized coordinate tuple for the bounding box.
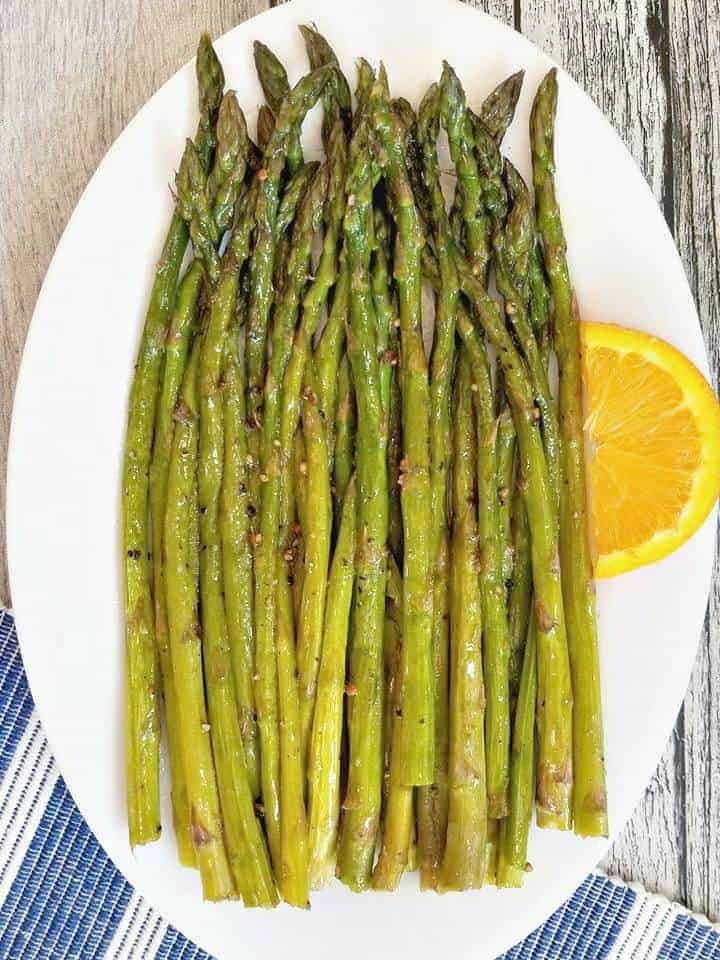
(0, 608, 717, 959)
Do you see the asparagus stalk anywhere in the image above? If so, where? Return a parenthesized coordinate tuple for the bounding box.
(276, 161, 321, 237)
(197, 187, 277, 907)
(438, 351, 487, 892)
(416, 83, 456, 886)
(291, 431, 308, 618)
(275, 483, 310, 908)
(209, 92, 252, 232)
(371, 206, 394, 428)
(257, 104, 275, 153)
(531, 69, 607, 836)
(315, 257, 350, 473)
(386, 327, 404, 564)
(456, 262, 573, 830)
(164, 337, 234, 900)
(496, 403, 516, 588)
(439, 62, 489, 280)
(273, 123, 347, 760)
(372, 615, 414, 891)
(497, 618, 537, 887)
(244, 66, 331, 525)
(151, 96, 252, 863)
(336, 105, 387, 891)
(312, 101, 350, 483)
(370, 78, 435, 788)
(439, 68, 512, 818)
(332, 354, 355, 507)
(253, 41, 304, 173)
(149, 260, 203, 866)
(253, 161, 329, 873)
(220, 321, 261, 800)
(470, 322, 511, 819)
(307, 477, 357, 888)
(296, 360, 333, 760)
(299, 24, 352, 146)
(373, 556, 415, 892)
(478, 70, 525, 144)
(507, 493, 533, 703)
(123, 34, 223, 846)
(496, 162, 561, 509)
(355, 58, 376, 118)
(381, 554, 404, 809)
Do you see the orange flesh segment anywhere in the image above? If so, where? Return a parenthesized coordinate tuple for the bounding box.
(581, 322, 720, 578)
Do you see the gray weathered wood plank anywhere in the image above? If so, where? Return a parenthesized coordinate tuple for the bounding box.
(669, 0, 720, 920)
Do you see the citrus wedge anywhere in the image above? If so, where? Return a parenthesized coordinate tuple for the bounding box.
(582, 321, 720, 578)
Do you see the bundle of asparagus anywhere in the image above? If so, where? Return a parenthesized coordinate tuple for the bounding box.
(122, 26, 607, 908)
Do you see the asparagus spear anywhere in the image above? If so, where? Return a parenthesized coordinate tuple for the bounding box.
(332, 354, 355, 506)
(307, 477, 357, 888)
(149, 261, 203, 867)
(253, 41, 304, 173)
(257, 104, 275, 153)
(372, 590, 414, 891)
(416, 82, 455, 887)
(470, 320, 511, 819)
(268, 175, 347, 896)
(456, 262, 573, 830)
(496, 403, 516, 588)
(291, 431, 308, 618)
(244, 66, 331, 526)
(497, 618, 537, 887)
(152, 92, 252, 864)
(356, 56, 375, 106)
(273, 161, 321, 293)
(209, 92, 253, 232)
(498, 173, 555, 878)
(299, 24, 352, 145)
(507, 492, 533, 703)
(385, 326, 403, 564)
(270, 124, 347, 761)
(440, 68, 511, 817)
(254, 161, 329, 873)
(123, 34, 223, 847)
(296, 361, 333, 760)
(479, 70, 525, 143)
(197, 186, 277, 907)
(164, 337, 234, 900)
(531, 69, 607, 837)
(276, 161, 321, 237)
(336, 105, 387, 891)
(276, 482, 310, 908)
(220, 320, 261, 800)
(439, 62, 489, 280)
(438, 351, 487, 892)
(371, 206, 403, 562)
(371, 205, 395, 429)
(314, 256, 350, 473)
(370, 78, 435, 788)
(496, 162, 561, 509)
(381, 554, 403, 810)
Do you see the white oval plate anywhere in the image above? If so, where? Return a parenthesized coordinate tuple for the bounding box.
(7, 0, 713, 957)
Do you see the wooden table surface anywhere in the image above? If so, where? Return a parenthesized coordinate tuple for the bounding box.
(2, 0, 718, 923)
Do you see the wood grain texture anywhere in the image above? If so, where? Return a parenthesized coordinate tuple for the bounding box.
(0, 0, 718, 921)
(669, 0, 720, 919)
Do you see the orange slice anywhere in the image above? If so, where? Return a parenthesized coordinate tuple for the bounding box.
(582, 321, 720, 578)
